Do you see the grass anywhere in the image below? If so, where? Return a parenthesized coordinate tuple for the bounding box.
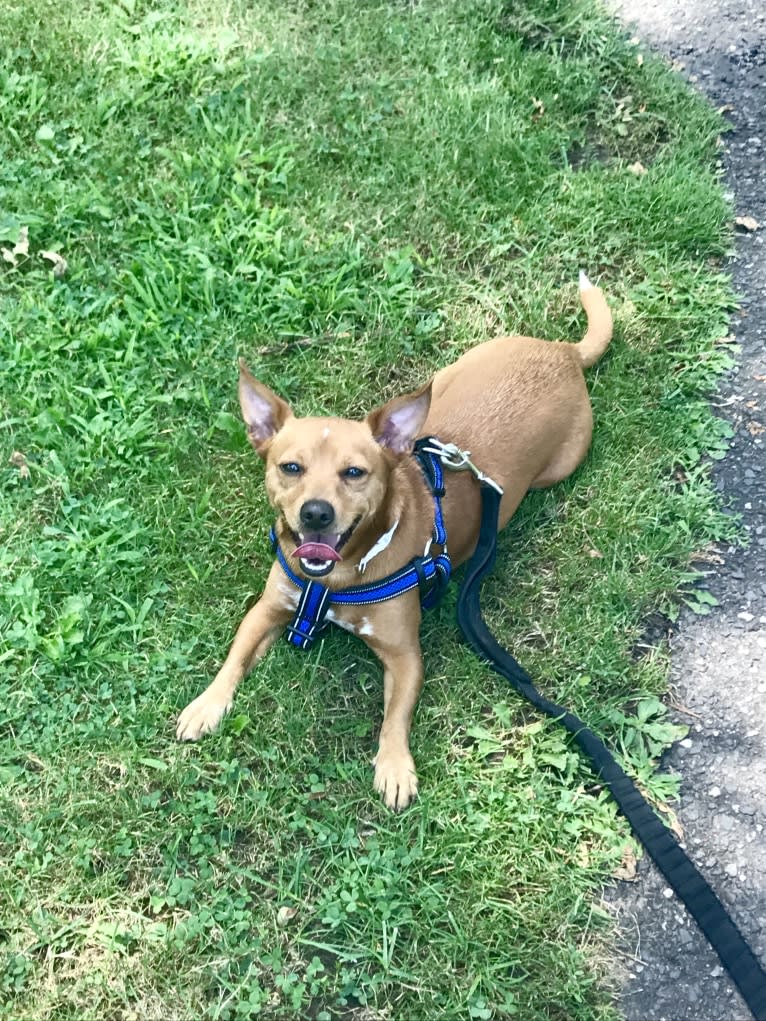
(0, 0, 738, 1017)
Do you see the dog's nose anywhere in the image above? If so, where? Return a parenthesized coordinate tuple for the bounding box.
(299, 499, 335, 531)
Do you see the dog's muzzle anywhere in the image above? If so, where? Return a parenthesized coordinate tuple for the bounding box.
(290, 517, 360, 577)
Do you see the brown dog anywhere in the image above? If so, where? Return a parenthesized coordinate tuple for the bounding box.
(176, 274, 612, 809)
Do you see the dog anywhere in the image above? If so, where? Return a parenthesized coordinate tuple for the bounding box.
(176, 273, 612, 810)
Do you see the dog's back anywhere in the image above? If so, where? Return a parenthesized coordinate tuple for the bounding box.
(424, 274, 612, 561)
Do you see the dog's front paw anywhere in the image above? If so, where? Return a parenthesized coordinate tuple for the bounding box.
(373, 749, 418, 811)
(176, 689, 232, 741)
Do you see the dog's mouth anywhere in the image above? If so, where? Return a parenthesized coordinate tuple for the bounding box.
(291, 518, 360, 578)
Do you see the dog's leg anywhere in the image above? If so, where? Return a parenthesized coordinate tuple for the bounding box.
(176, 596, 287, 741)
(371, 644, 424, 811)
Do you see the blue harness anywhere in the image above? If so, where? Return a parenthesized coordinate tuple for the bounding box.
(271, 439, 452, 650)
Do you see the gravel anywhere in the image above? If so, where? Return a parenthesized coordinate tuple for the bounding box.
(605, 2, 766, 1018)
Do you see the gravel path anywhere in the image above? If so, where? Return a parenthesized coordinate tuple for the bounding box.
(606, 2, 766, 1018)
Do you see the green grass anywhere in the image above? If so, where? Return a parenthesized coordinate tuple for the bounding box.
(0, 0, 738, 1017)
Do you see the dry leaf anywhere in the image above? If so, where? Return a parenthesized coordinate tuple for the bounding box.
(531, 97, 545, 121)
(637, 782, 685, 840)
(636, 53, 644, 67)
(586, 547, 603, 559)
(718, 103, 735, 114)
(690, 548, 724, 565)
(1, 225, 30, 267)
(715, 333, 736, 345)
(613, 845, 638, 882)
(14, 226, 29, 257)
(735, 215, 760, 232)
(656, 801, 684, 840)
(754, 374, 766, 382)
(745, 400, 760, 410)
(2, 225, 31, 265)
(747, 421, 765, 436)
(40, 249, 68, 277)
(276, 906, 298, 927)
(10, 451, 31, 480)
(627, 161, 647, 176)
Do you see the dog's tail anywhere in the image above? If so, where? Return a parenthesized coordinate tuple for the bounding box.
(575, 271, 613, 368)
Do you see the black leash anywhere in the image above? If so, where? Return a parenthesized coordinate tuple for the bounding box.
(456, 481, 766, 1021)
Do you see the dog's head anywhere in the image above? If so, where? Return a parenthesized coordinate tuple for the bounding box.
(238, 359, 432, 579)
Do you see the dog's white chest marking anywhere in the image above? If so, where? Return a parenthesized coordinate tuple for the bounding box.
(278, 582, 299, 610)
(326, 608, 356, 634)
(357, 519, 399, 574)
(324, 610, 374, 638)
(278, 582, 374, 638)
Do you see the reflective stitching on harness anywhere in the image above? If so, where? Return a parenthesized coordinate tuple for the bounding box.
(272, 440, 452, 648)
(284, 579, 332, 649)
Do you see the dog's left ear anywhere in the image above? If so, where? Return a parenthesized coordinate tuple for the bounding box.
(366, 380, 433, 455)
(239, 359, 293, 455)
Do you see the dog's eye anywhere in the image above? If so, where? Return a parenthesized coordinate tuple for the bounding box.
(342, 466, 367, 480)
(279, 462, 303, 475)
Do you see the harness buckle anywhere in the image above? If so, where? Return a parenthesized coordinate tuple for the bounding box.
(411, 553, 450, 609)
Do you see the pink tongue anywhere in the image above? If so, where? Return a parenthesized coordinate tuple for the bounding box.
(293, 542, 342, 562)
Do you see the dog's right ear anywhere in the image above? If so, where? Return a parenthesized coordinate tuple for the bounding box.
(238, 359, 293, 455)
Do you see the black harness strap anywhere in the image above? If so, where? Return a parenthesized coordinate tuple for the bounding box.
(456, 482, 766, 1021)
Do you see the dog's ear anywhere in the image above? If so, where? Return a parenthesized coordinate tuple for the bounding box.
(238, 359, 293, 454)
(366, 380, 433, 456)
